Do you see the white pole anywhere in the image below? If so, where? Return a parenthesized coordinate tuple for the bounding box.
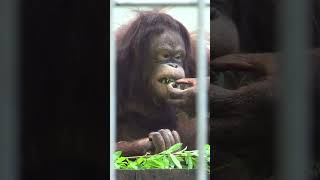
(110, 0, 117, 179)
(196, 0, 208, 179)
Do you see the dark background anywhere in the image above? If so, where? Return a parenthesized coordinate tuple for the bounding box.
(21, 0, 109, 179)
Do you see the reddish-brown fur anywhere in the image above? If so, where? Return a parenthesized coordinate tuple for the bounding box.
(115, 11, 209, 156)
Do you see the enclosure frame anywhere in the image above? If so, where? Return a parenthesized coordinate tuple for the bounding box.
(109, 0, 209, 180)
(0, 0, 314, 180)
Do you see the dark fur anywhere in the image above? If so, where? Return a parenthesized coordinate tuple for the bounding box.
(211, 0, 320, 179)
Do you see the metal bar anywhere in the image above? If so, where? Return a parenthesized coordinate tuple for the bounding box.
(277, 0, 312, 179)
(110, 0, 117, 179)
(196, 0, 208, 179)
(115, 0, 209, 3)
(114, 0, 210, 6)
(115, 3, 210, 7)
(0, 0, 20, 179)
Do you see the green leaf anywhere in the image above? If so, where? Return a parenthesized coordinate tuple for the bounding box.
(145, 159, 164, 168)
(169, 154, 182, 169)
(160, 143, 182, 154)
(127, 161, 138, 170)
(173, 146, 188, 156)
(114, 163, 120, 169)
(186, 155, 193, 169)
(176, 156, 184, 162)
(136, 157, 145, 165)
(162, 157, 170, 168)
(190, 150, 199, 156)
(118, 162, 128, 169)
(116, 157, 127, 163)
(113, 151, 122, 160)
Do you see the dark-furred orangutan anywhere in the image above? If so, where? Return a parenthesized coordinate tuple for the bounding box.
(115, 11, 210, 157)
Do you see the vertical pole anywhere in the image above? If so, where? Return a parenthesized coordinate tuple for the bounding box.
(110, 0, 117, 180)
(277, 0, 312, 179)
(197, 0, 208, 179)
(0, 0, 20, 180)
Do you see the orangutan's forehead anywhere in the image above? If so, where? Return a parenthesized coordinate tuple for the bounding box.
(150, 30, 185, 50)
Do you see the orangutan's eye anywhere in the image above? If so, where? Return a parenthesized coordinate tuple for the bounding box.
(162, 53, 170, 59)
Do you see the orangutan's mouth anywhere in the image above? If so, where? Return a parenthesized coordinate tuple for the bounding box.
(159, 77, 176, 84)
(158, 77, 191, 90)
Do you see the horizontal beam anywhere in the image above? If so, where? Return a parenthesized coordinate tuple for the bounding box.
(115, 2, 210, 6)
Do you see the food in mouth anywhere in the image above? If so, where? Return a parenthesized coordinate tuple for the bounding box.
(159, 77, 176, 85)
(159, 77, 192, 90)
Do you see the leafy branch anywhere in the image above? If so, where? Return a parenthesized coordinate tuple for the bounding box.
(114, 143, 210, 173)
